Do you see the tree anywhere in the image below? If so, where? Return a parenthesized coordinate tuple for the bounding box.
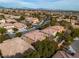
(23, 49, 40, 58)
(59, 20, 71, 28)
(32, 38, 58, 58)
(64, 15, 70, 19)
(0, 27, 7, 34)
(71, 28, 79, 38)
(50, 17, 57, 26)
(19, 15, 25, 20)
(26, 21, 32, 28)
(58, 30, 74, 46)
(16, 15, 25, 22)
(70, 16, 77, 20)
(0, 15, 5, 19)
(64, 35, 73, 45)
(15, 32, 22, 37)
(0, 35, 7, 43)
(12, 28, 18, 32)
(56, 32, 64, 37)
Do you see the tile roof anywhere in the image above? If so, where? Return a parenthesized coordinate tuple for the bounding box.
(13, 23, 27, 29)
(41, 26, 65, 36)
(53, 50, 79, 58)
(23, 30, 47, 43)
(53, 51, 72, 58)
(0, 37, 34, 57)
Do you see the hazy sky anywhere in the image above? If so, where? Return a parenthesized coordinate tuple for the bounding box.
(0, 0, 79, 10)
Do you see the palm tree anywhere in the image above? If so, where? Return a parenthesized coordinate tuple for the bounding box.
(0, 27, 7, 35)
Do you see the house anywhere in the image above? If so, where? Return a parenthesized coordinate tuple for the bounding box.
(13, 23, 27, 30)
(53, 51, 72, 58)
(57, 18, 71, 22)
(4, 14, 11, 18)
(0, 19, 6, 23)
(10, 15, 20, 19)
(0, 23, 14, 30)
(71, 20, 79, 28)
(53, 51, 68, 58)
(0, 23, 15, 35)
(22, 30, 47, 44)
(53, 50, 79, 58)
(3, 23, 14, 30)
(26, 17, 39, 25)
(5, 19, 17, 23)
(4, 14, 20, 19)
(0, 37, 34, 58)
(7, 29, 14, 34)
(0, 20, 27, 34)
(41, 26, 65, 36)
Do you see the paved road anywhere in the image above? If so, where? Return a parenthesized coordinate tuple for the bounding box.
(6, 18, 51, 38)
